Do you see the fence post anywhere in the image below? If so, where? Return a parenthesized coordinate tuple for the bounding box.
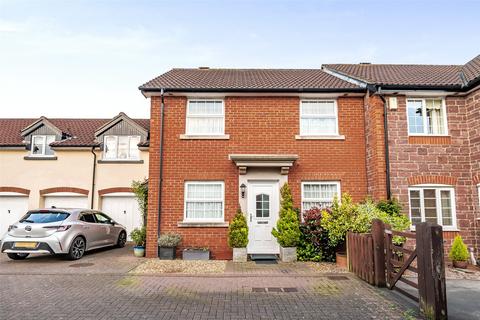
(372, 219, 386, 287)
(416, 222, 448, 320)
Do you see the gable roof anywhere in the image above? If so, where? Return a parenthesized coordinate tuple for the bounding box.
(323, 53, 480, 91)
(0, 117, 150, 148)
(139, 68, 363, 92)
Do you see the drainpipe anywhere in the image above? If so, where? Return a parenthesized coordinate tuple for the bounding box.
(157, 88, 165, 236)
(90, 147, 97, 209)
(377, 88, 391, 200)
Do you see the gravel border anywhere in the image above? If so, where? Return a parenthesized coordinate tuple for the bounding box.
(130, 259, 227, 275)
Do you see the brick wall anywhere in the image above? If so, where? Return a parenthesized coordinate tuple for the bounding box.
(146, 95, 368, 258)
(386, 94, 478, 253)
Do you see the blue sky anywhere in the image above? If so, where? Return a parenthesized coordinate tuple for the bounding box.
(1, 0, 479, 118)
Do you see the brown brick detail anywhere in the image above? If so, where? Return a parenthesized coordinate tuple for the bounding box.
(408, 136, 452, 145)
(146, 95, 368, 259)
(407, 175, 457, 186)
(0, 187, 30, 195)
(40, 187, 89, 195)
(473, 175, 480, 185)
(98, 187, 133, 196)
(364, 94, 387, 200)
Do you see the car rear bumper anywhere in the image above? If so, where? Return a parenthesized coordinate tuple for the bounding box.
(0, 235, 67, 254)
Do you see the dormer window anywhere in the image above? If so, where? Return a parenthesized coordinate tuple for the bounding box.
(104, 135, 140, 160)
(31, 135, 55, 156)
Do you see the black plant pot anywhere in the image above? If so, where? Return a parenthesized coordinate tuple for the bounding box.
(158, 246, 176, 260)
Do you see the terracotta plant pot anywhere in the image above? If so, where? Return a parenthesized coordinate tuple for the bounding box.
(453, 260, 468, 269)
(336, 252, 347, 268)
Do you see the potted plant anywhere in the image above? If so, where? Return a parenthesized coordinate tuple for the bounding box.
(272, 183, 301, 262)
(449, 235, 469, 269)
(130, 227, 146, 257)
(182, 247, 210, 260)
(158, 233, 182, 260)
(228, 209, 249, 262)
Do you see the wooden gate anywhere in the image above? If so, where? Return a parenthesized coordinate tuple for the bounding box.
(347, 219, 448, 320)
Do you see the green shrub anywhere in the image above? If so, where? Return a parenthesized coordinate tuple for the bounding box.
(376, 198, 402, 217)
(272, 183, 301, 247)
(158, 233, 182, 247)
(228, 209, 249, 248)
(132, 179, 148, 226)
(321, 194, 411, 249)
(449, 236, 469, 262)
(297, 207, 336, 262)
(130, 227, 146, 247)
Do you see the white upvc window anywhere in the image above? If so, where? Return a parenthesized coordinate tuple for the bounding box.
(407, 98, 448, 135)
(300, 100, 339, 136)
(103, 135, 141, 160)
(31, 135, 55, 156)
(184, 181, 224, 222)
(301, 181, 340, 212)
(408, 185, 457, 230)
(186, 99, 225, 135)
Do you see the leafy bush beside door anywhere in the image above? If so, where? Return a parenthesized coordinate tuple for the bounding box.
(271, 183, 301, 247)
(228, 209, 249, 248)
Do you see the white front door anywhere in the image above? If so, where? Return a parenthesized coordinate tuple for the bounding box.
(0, 196, 29, 237)
(101, 195, 142, 239)
(247, 182, 280, 254)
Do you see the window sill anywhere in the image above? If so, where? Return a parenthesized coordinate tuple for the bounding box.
(24, 156, 57, 160)
(97, 160, 144, 164)
(179, 134, 230, 140)
(295, 135, 345, 140)
(178, 222, 229, 228)
(410, 227, 459, 232)
(408, 136, 451, 145)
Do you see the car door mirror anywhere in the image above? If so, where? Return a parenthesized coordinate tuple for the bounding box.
(109, 220, 115, 225)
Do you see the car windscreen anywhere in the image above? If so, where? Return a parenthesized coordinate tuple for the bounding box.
(19, 211, 70, 223)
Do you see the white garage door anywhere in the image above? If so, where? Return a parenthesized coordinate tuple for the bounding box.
(0, 196, 29, 237)
(44, 195, 88, 209)
(101, 195, 142, 238)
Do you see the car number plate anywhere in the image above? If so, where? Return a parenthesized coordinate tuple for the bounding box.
(14, 242, 37, 249)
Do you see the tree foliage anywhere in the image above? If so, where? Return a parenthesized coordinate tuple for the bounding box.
(271, 183, 301, 247)
(228, 209, 249, 248)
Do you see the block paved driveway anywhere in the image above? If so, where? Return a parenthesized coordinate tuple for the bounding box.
(0, 247, 420, 319)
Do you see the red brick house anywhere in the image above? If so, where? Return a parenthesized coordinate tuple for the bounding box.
(140, 55, 480, 259)
(324, 54, 480, 253)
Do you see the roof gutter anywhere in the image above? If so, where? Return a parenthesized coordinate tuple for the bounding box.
(139, 87, 366, 93)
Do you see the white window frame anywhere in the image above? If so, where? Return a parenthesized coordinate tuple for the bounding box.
(103, 135, 141, 160)
(184, 181, 225, 223)
(406, 98, 448, 136)
(301, 181, 341, 213)
(185, 99, 225, 136)
(408, 184, 457, 231)
(299, 99, 339, 136)
(31, 135, 55, 156)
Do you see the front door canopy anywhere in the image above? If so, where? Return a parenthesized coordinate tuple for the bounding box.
(228, 154, 298, 175)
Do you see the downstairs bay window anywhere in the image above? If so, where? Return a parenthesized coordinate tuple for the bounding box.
(184, 182, 224, 222)
(408, 186, 456, 230)
(301, 181, 340, 212)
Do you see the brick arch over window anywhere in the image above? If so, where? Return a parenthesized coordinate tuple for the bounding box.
(407, 176, 457, 186)
(473, 175, 480, 185)
(0, 187, 30, 195)
(98, 187, 133, 196)
(40, 187, 89, 195)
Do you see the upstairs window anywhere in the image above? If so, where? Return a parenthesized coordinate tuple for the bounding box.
(186, 99, 225, 135)
(300, 100, 338, 136)
(408, 186, 456, 230)
(31, 135, 55, 156)
(301, 181, 340, 212)
(184, 182, 224, 222)
(407, 98, 447, 135)
(103, 135, 140, 160)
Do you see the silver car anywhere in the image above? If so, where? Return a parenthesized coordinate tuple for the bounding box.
(0, 208, 127, 260)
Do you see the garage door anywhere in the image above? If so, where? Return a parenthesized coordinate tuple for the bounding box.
(0, 196, 29, 237)
(101, 195, 142, 238)
(44, 195, 88, 209)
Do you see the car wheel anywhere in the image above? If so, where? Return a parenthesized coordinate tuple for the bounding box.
(7, 253, 29, 260)
(67, 236, 86, 260)
(117, 231, 127, 248)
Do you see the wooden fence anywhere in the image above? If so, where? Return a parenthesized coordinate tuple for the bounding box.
(347, 219, 448, 320)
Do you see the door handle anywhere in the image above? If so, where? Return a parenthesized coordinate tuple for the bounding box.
(83, 226, 90, 229)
